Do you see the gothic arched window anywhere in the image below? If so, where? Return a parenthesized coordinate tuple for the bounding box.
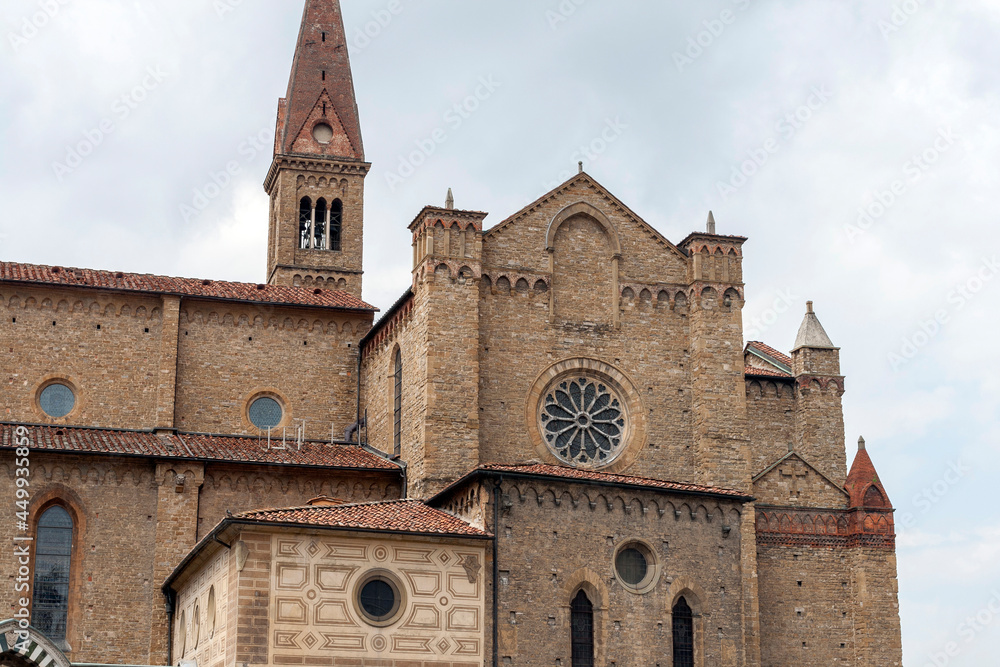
(32, 505, 74, 643)
(393, 348, 402, 457)
(672, 597, 694, 667)
(570, 590, 594, 667)
(299, 197, 312, 249)
(315, 198, 328, 250)
(330, 199, 343, 252)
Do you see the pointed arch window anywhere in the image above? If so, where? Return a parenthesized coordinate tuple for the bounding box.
(330, 199, 343, 251)
(393, 347, 402, 457)
(570, 590, 594, 667)
(32, 505, 73, 643)
(299, 197, 312, 249)
(315, 198, 328, 250)
(672, 597, 694, 667)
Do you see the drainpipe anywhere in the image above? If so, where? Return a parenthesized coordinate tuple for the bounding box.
(492, 477, 502, 667)
(165, 588, 176, 666)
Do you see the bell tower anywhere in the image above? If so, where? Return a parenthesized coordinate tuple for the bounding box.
(265, 0, 369, 297)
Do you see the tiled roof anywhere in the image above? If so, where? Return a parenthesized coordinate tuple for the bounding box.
(235, 499, 489, 537)
(0, 261, 376, 311)
(746, 341, 792, 367)
(0, 424, 399, 471)
(744, 365, 793, 379)
(472, 463, 751, 499)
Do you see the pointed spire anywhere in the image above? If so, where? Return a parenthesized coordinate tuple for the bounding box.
(845, 437, 891, 508)
(792, 301, 836, 351)
(707, 211, 717, 234)
(278, 0, 364, 159)
(445, 188, 455, 210)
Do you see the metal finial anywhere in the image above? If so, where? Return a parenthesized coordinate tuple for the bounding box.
(707, 211, 716, 234)
(445, 188, 454, 210)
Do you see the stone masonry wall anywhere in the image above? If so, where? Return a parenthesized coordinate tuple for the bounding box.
(489, 478, 748, 667)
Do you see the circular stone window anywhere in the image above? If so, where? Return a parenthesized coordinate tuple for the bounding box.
(614, 542, 658, 593)
(354, 571, 404, 626)
(540, 377, 626, 466)
(248, 396, 283, 430)
(312, 122, 334, 144)
(39, 382, 75, 419)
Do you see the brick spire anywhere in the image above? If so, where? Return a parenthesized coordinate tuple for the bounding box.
(276, 0, 364, 160)
(844, 436, 892, 508)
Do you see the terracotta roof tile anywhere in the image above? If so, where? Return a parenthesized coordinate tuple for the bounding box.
(475, 463, 750, 499)
(236, 499, 489, 537)
(744, 365, 793, 379)
(746, 341, 792, 367)
(0, 261, 376, 311)
(1, 424, 398, 470)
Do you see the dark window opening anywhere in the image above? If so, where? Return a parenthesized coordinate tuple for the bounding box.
(32, 506, 73, 643)
(571, 590, 594, 667)
(322, 70, 326, 81)
(329, 199, 343, 251)
(315, 198, 328, 250)
(321, 32, 326, 42)
(672, 597, 694, 667)
(299, 197, 312, 249)
(393, 348, 402, 457)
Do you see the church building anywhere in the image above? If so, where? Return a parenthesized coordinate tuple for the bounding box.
(0, 2, 903, 666)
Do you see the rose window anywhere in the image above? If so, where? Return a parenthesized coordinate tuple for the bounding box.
(540, 377, 627, 466)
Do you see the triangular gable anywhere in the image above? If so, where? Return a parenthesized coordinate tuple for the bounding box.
(485, 172, 688, 262)
(745, 342, 793, 378)
(289, 90, 358, 159)
(753, 451, 849, 508)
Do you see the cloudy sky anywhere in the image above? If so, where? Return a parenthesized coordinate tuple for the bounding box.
(3, 0, 999, 662)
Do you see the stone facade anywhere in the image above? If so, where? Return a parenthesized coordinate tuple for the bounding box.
(0, 2, 903, 667)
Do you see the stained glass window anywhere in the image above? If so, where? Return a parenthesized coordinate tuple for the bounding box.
(359, 578, 397, 622)
(541, 377, 625, 466)
(249, 397, 282, 430)
(615, 547, 648, 586)
(39, 383, 75, 419)
(393, 348, 402, 457)
(32, 506, 73, 642)
(673, 597, 694, 667)
(570, 590, 594, 667)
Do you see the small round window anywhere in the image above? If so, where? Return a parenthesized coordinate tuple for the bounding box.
(248, 396, 283, 430)
(614, 542, 658, 593)
(39, 383, 75, 418)
(356, 572, 404, 626)
(313, 122, 334, 144)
